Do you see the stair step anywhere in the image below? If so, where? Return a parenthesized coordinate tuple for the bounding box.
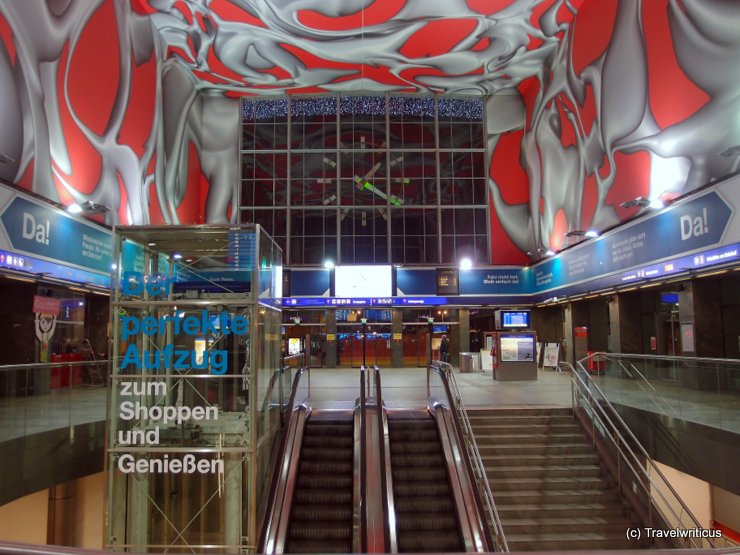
(468, 407, 572, 417)
(496, 502, 629, 519)
(494, 489, 620, 504)
(501, 516, 638, 534)
(505, 532, 644, 551)
(471, 423, 581, 435)
(491, 476, 611, 491)
(482, 452, 599, 466)
(488, 465, 602, 479)
(480, 443, 594, 456)
(475, 432, 587, 445)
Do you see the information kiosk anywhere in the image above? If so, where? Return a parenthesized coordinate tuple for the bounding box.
(492, 310, 537, 380)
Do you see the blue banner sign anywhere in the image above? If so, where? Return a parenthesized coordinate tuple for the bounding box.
(0, 193, 112, 275)
(459, 268, 531, 295)
(0, 248, 110, 288)
(532, 189, 734, 294)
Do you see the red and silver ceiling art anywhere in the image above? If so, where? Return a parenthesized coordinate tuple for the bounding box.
(134, 0, 579, 95)
(487, 0, 740, 263)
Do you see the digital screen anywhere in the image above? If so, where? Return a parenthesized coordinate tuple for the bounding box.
(436, 268, 459, 295)
(660, 292, 679, 304)
(501, 311, 530, 328)
(335, 265, 392, 298)
(433, 325, 448, 334)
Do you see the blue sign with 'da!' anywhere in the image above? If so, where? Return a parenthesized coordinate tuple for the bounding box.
(0, 195, 112, 275)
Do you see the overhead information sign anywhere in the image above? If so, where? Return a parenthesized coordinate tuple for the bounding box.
(0, 186, 112, 276)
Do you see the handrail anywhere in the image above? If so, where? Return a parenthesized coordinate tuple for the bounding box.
(373, 366, 394, 554)
(359, 366, 368, 553)
(583, 351, 740, 365)
(0, 360, 109, 372)
(564, 360, 716, 549)
(259, 366, 311, 555)
(428, 361, 503, 552)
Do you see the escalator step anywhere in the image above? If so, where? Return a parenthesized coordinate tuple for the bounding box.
(394, 482, 451, 497)
(296, 475, 352, 489)
(390, 453, 444, 467)
(299, 447, 353, 461)
(392, 467, 447, 481)
(301, 435, 353, 448)
(396, 514, 458, 530)
(395, 495, 454, 513)
(398, 532, 464, 552)
(291, 505, 352, 522)
(388, 429, 439, 442)
(390, 441, 443, 455)
(289, 523, 352, 541)
(285, 539, 351, 554)
(299, 460, 352, 474)
(294, 489, 352, 504)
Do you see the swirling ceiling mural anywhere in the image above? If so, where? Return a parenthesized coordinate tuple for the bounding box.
(0, 0, 738, 266)
(135, 0, 578, 95)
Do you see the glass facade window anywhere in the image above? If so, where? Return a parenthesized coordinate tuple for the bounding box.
(241, 94, 486, 266)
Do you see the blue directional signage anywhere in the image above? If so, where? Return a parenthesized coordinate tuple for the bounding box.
(532, 190, 734, 293)
(0, 194, 112, 275)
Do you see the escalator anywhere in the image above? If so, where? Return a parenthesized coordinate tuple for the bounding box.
(387, 413, 466, 553)
(262, 365, 491, 555)
(285, 412, 355, 554)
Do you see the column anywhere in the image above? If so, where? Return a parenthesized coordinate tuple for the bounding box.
(391, 309, 403, 368)
(325, 309, 337, 368)
(455, 308, 470, 367)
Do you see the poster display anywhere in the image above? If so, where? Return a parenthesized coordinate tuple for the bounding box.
(543, 343, 560, 368)
(500, 334, 535, 362)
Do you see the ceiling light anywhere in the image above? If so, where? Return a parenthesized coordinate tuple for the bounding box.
(545, 249, 556, 256)
(620, 196, 663, 210)
(584, 230, 599, 238)
(323, 260, 335, 269)
(459, 257, 473, 270)
(66, 203, 83, 214)
(172, 253, 183, 260)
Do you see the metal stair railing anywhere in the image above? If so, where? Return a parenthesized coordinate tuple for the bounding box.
(430, 360, 509, 552)
(564, 360, 717, 549)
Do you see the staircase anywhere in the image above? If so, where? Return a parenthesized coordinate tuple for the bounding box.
(468, 407, 644, 551)
(285, 413, 354, 554)
(388, 413, 464, 553)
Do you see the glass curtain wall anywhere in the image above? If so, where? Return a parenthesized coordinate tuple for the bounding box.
(240, 95, 486, 266)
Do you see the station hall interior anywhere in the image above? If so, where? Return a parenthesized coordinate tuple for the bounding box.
(0, 0, 739, 554)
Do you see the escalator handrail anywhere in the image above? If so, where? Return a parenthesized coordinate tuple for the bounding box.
(430, 361, 509, 551)
(373, 366, 395, 554)
(359, 366, 368, 553)
(427, 362, 501, 552)
(260, 366, 312, 555)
